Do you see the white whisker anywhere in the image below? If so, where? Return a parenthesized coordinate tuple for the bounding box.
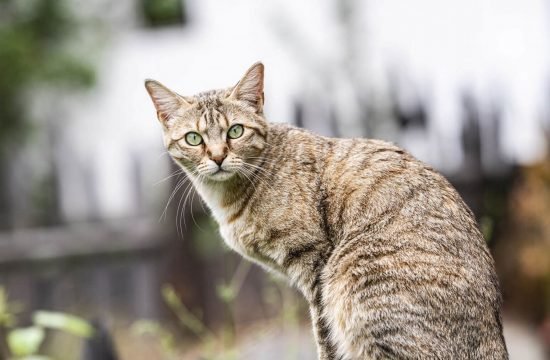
(159, 175, 188, 222)
(153, 168, 186, 186)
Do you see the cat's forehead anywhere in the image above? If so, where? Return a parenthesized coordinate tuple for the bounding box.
(193, 87, 232, 109)
(169, 91, 230, 139)
(197, 107, 226, 136)
(170, 87, 253, 140)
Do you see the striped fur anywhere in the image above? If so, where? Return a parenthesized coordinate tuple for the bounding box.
(145, 63, 508, 359)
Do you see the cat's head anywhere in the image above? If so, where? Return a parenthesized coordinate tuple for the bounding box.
(145, 62, 268, 182)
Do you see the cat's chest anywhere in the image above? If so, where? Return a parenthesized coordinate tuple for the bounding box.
(195, 180, 309, 276)
(219, 219, 256, 255)
(218, 211, 285, 275)
(197, 185, 264, 256)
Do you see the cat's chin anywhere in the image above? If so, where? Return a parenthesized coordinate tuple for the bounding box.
(206, 170, 236, 182)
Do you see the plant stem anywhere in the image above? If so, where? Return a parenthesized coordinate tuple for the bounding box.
(0, 326, 11, 360)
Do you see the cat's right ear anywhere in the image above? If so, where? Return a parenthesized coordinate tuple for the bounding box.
(144, 79, 191, 128)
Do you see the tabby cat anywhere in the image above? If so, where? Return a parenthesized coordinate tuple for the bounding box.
(145, 63, 508, 359)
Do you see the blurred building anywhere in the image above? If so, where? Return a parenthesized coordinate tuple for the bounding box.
(4, 0, 549, 225)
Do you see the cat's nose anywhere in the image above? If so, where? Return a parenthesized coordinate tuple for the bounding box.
(211, 154, 226, 166)
(207, 145, 228, 166)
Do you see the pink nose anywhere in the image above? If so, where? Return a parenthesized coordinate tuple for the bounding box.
(207, 146, 228, 166)
(210, 154, 226, 166)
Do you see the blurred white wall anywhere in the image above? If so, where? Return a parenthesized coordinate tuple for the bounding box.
(367, 0, 550, 169)
(51, 0, 550, 222)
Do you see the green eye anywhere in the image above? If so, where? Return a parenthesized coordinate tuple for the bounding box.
(185, 132, 203, 146)
(228, 124, 244, 139)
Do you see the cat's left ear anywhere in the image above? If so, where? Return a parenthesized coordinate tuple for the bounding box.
(145, 79, 192, 129)
(229, 62, 264, 114)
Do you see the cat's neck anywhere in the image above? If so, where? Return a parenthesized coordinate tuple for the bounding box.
(190, 173, 255, 223)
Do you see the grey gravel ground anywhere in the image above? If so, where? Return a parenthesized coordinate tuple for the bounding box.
(237, 325, 316, 360)
(503, 318, 547, 360)
(234, 318, 546, 360)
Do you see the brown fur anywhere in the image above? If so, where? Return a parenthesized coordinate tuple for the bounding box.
(145, 63, 508, 359)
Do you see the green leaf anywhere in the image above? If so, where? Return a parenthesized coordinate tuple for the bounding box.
(215, 283, 236, 303)
(131, 320, 175, 353)
(7, 326, 45, 356)
(0, 286, 24, 327)
(32, 311, 94, 338)
(161, 285, 213, 341)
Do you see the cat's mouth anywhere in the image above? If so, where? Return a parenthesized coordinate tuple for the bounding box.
(208, 168, 235, 181)
(212, 168, 228, 175)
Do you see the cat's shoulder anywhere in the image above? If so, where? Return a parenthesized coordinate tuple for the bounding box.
(267, 122, 312, 137)
(330, 136, 409, 159)
(266, 122, 413, 159)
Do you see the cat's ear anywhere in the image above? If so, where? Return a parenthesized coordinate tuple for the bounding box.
(229, 62, 264, 113)
(144, 79, 192, 128)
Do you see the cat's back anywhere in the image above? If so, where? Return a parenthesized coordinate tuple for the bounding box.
(269, 125, 494, 267)
(270, 124, 495, 262)
(321, 135, 488, 256)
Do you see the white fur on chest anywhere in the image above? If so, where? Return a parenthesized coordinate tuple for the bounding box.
(193, 181, 250, 255)
(192, 180, 286, 278)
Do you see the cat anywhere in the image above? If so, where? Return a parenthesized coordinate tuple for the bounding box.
(145, 62, 508, 359)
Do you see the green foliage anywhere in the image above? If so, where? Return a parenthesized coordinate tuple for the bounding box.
(7, 326, 45, 357)
(132, 273, 246, 359)
(0, 286, 94, 359)
(131, 320, 176, 355)
(0, 0, 95, 153)
(0, 288, 19, 327)
(215, 283, 237, 303)
(33, 311, 94, 338)
(141, 0, 185, 27)
(161, 285, 215, 343)
(132, 265, 308, 360)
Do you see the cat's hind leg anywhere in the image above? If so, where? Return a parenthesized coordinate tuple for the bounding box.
(309, 274, 347, 360)
(320, 235, 444, 360)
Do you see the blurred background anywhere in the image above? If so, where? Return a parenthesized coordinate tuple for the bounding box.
(0, 0, 549, 359)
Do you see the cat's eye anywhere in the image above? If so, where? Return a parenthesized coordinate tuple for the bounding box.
(185, 132, 203, 146)
(227, 124, 244, 139)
